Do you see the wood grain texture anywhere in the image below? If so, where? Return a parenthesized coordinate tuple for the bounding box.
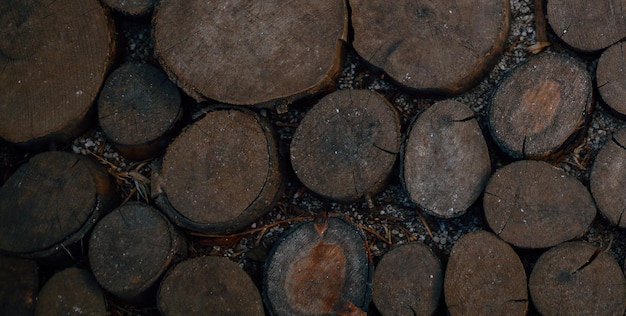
(590, 128, 626, 227)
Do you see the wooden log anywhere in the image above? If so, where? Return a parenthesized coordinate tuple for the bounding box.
(101, 0, 156, 17)
(88, 201, 186, 302)
(529, 241, 626, 315)
(290, 89, 401, 202)
(97, 63, 182, 160)
(0, 151, 117, 259)
(264, 216, 372, 315)
(154, 106, 283, 234)
(547, 0, 626, 53)
(0, 257, 38, 315)
(483, 160, 596, 249)
(157, 256, 264, 316)
(590, 128, 626, 227)
(402, 100, 491, 218)
(488, 52, 592, 159)
(597, 42, 626, 119)
(444, 230, 528, 315)
(153, 0, 348, 105)
(350, 0, 510, 95)
(0, 0, 116, 147)
(372, 242, 442, 316)
(34, 268, 106, 316)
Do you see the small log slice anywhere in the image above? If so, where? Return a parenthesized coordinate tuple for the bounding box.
(290, 89, 401, 202)
(0, 257, 38, 315)
(0, 0, 115, 146)
(488, 52, 592, 159)
(350, 0, 510, 95)
(529, 241, 626, 315)
(372, 242, 442, 316)
(547, 0, 626, 53)
(264, 216, 372, 315)
(153, 0, 348, 105)
(154, 106, 283, 234)
(34, 268, 106, 316)
(0, 151, 117, 258)
(402, 100, 491, 218)
(89, 201, 186, 302)
(483, 160, 596, 249)
(101, 0, 156, 16)
(597, 41, 626, 119)
(590, 128, 626, 227)
(157, 256, 264, 316)
(444, 230, 528, 315)
(98, 63, 182, 160)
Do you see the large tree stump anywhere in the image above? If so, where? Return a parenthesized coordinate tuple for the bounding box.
(0, 257, 38, 315)
(290, 89, 401, 202)
(483, 160, 596, 249)
(154, 106, 283, 234)
(264, 216, 372, 315)
(597, 42, 626, 119)
(444, 230, 528, 315)
(89, 201, 187, 302)
(0, 0, 115, 147)
(350, 0, 510, 95)
(157, 256, 265, 316)
(98, 63, 182, 160)
(153, 0, 348, 105)
(402, 100, 491, 218)
(529, 241, 626, 315)
(34, 268, 107, 316)
(0, 151, 117, 258)
(372, 242, 442, 316)
(547, 0, 626, 53)
(488, 52, 592, 159)
(590, 128, 626, 227)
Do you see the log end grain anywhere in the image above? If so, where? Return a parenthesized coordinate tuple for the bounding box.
(597, 41, 626, 119)
(34, 268, 107, 316)
(0, 257, 38, 315)
(590, 128, 626, 227)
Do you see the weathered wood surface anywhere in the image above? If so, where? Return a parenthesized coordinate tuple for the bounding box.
(102, 0, 156, 16)
(35, 268, 107, 316)
(590, 128, 626, 228)
(597, 41, 626, 119)
(0, 257, 37, 315)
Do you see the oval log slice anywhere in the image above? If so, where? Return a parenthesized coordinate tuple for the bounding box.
(488, 52, 592, 159)
(0, 151, 117, 258)
(0, 0, 115, 146)
(89, 201, 186, 302)
(402, 100, 491, 218)
(153, 0, 348, 105)
(590, 128, 626, 227)
(547, 0, 626, 53)
(0, 257, 38, 315)
(529, 241, 626, 315)
(34, 268, 107, 316)
(157, 256, 264, 316)
(98, 63, 182, 160)
(154, 107, 283, 234)
(290, 89, 401, 202)
(444, 230, 528, 315)
(597, 41, 626, 119)
(372, 242, 442, 316)
(264, 216, 372, 315)
(483, 160, 596, 248)
(350, 0, 510, 95)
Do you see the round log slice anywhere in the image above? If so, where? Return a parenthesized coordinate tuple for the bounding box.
(597, 41, 626, 119)
(264, 216, 372, 315)
(154, 107, 283, 234)
(102, 0, 156, 16)
(372, 242, 442, 316)
(98, 63, 182, 160)
(290, 89, 401, 202)
(444, 230, 528, 315)
(590, 128, 626, 227)
(529, 241, 626, 315)
(350, 0, 510, 95)
(34, 268, 106, 316)
(483, 160, 596, 249)
(157, 256, 264, 316)
(547, 0, 626, 53)
(0, 0, 115, 146)
(488, 52, 592, 159)
(153, 0, 348, 105)
(89, 201, 187, 301)
(0, 257, 38, 315)
(402, 100, 491, 218)
(0, 151, 117, 258)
